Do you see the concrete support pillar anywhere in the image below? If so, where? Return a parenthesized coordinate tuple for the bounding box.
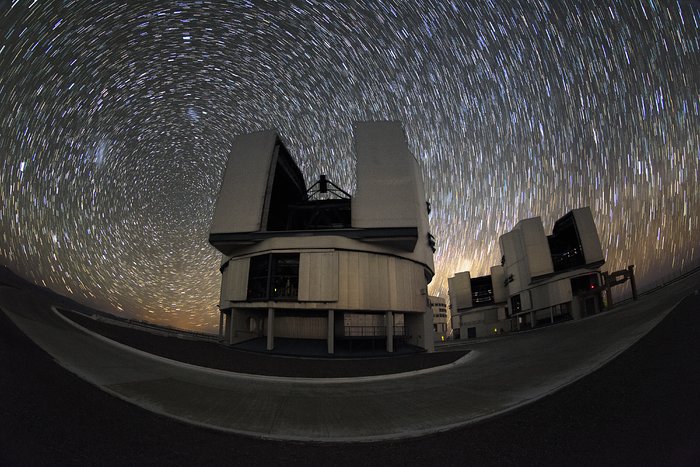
(218, 311, 224, 338)
(603, 272, 614, 309)
(530, 311, 536, 328)
(327, 309, 335, 355)
(628, 265, 638, 300)
(550, 307, 554, 324)
(266, 308, 275, 351)
(572, 299, 582, 320)
(228, 310, 235, 345)
(385, 311, 394, 353)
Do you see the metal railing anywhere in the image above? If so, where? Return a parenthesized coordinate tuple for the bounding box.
(343, 325, 406, 337)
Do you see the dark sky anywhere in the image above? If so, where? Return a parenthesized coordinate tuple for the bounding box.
(1, 0, 698, 331)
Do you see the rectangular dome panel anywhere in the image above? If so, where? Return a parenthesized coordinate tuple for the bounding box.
(352, 121, 424, 230)
(210, 131, 278, 236)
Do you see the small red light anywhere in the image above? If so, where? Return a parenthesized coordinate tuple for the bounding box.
(590, 285, 595, 289)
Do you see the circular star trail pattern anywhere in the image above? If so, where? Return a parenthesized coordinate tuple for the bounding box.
(1, 1, 698, 332)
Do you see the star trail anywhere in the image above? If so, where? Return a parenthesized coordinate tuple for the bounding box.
(1, 1, 698, 332)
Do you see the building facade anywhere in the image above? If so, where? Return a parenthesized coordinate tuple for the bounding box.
(450, 208, 605, 339)
(429, 296, 448, 341)
(209, 122, 436, 353)
(448, 267, 508, 339)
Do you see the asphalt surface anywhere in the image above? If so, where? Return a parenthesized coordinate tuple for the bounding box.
(59, 309, 467, 378)
(1, 269, 699, 465)
(3, 274, 689, 442)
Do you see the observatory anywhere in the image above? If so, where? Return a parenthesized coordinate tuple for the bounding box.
(209, 122, 435, 353)
(429, 295, 448, 342)
(450, 207, 606, 338)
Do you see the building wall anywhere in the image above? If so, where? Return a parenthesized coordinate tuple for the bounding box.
(490, 265, 507, 303)
(405, 310, 434, 351)
(572, 207, 605, 264)
(298, 251, 339, 302)
(529, 278, 573, 311)
(341, 313, 404, 337)
(265, 315, 328, 339)
(220, 248, 429, 313)
(456, 304, 507, 339)
(500, 217, 555, 295)
(515, 216, 554, 278)
(351, 122, 435, 274)
(429, 295, 448, 340)
(210, 131, 278, 234)
(220, 257, 249, 303)
(448, 271, 472, 311)
(499, 230, 528, 294)
(336, 250, 427, 312)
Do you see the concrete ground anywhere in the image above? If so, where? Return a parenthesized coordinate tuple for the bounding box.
(1, 283, 698, 466)
(232, 336, 423, 357)
(1, 268, 698, 447)
(59, 308, 468, 378)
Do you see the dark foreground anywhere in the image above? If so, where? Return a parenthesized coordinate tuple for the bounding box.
(61, 309, 466, 378)
(1, 291, 698, 466)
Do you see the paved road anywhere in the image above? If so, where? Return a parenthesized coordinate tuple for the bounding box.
(1, 271, 698, 443)
(59, 309, 468, 378)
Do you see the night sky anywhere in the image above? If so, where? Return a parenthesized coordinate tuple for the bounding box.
(1, 1, 698, 332)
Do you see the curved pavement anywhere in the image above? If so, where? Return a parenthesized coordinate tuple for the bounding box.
(1, 271, 698, 442)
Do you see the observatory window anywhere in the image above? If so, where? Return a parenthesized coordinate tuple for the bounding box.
(548, 212, 585, 271)
(510, 294, 522, 315)
(247, 253, 299, 301)
(470, 275, 494, 307)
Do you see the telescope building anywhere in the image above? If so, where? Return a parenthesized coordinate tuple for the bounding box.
(209, 122, 436, 354)
(450, 207, 606, 338)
